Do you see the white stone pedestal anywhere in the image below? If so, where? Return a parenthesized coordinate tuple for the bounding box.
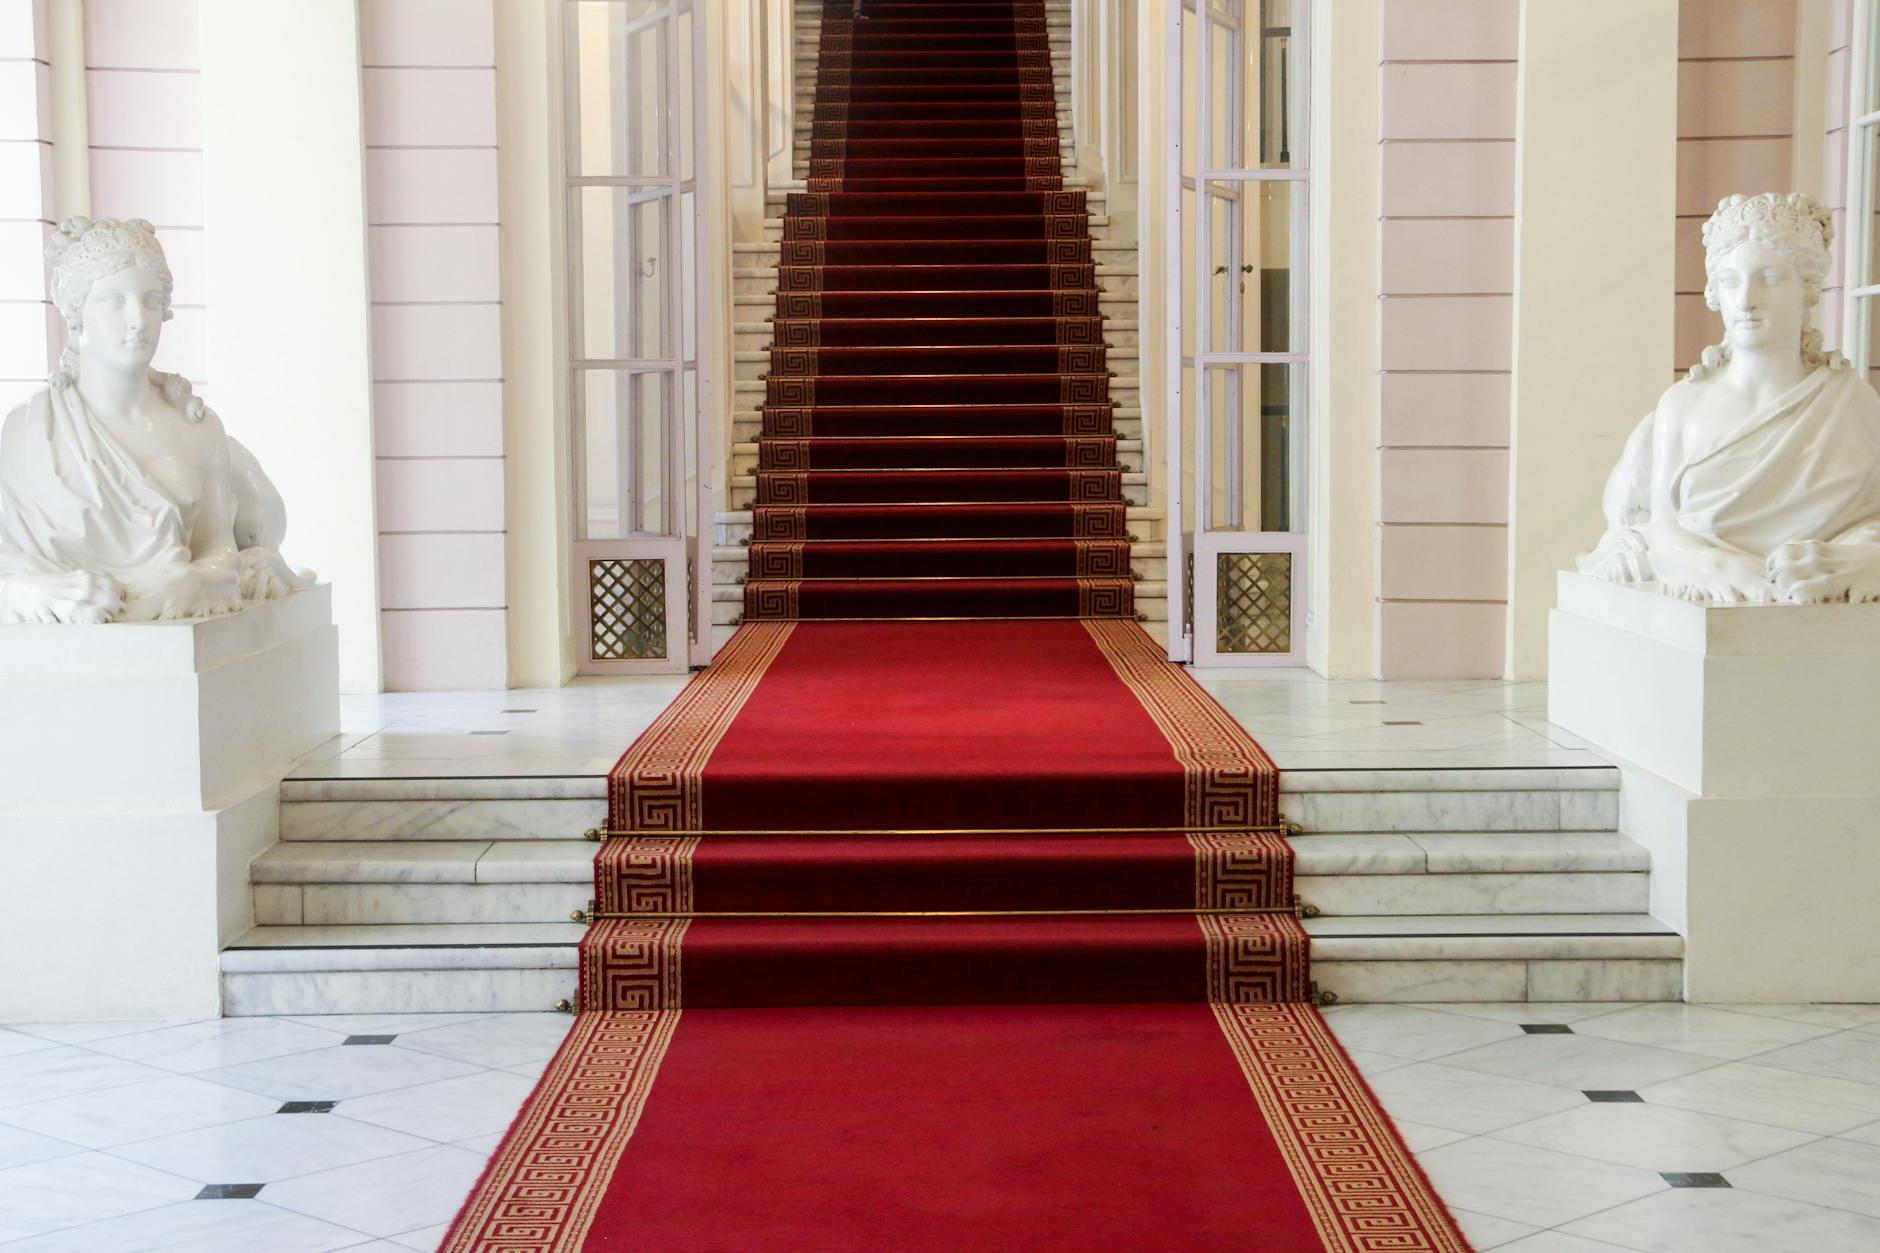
(0, 587, 338, 1021)
(1549, 571, 1880, 1002)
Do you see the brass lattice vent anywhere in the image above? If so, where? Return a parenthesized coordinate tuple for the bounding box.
(590, 558, 667, 660)
(1216, 552, 1292, 654)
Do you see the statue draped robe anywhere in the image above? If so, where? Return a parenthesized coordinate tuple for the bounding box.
(1590, 363, 1880, 577)
(0, 385, 197, 611)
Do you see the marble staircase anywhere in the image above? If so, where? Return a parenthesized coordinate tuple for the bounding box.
(220, 765, 1682, 1014)
(714, 0, 1161, 647)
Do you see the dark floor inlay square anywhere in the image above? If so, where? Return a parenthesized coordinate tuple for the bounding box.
(278, 1100, 338, 1113)
(1521, 1024, 1574, 1034)
(502, 708, 538, 714)
(1382, 720, 1423, 726)
(1349, 700, 1386, 705)
(468, 730, 509, 736)
(1584, 1090, 1643, 1103)
(342, 1034, 396, 1045)
(197, 1184, 264, 1200)
(1663, 1172, 1731, 1189)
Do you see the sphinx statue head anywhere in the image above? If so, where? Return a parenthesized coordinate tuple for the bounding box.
(1577, 191, 1880, 605)
(0, 217, 311, 624)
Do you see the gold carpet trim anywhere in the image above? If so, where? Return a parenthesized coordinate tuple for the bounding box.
(1187, 830, 1293, 911)
(438, 1002, 684, 1253)
(1081, 619, 1281, 827)
(595, 835, 702, 915)
(607, 622, 795, 833)
(1210, 1003, 1471, 1252)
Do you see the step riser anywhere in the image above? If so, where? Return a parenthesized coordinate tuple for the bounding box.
(1311, 959, 1681, 1004)
(224, 969, 574, 1016)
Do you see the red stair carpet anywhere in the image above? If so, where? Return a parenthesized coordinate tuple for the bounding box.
(744, 0, 1132, 623)
(442, 3, 1466, 1249)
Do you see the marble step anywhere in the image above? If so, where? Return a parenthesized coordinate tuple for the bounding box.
(277, 768, 1623, 843)
(708, 587, 1171, 627)
(249, 831, 1650, 925)
(732, 321, 1141, 353)
(707, 542, 1169, 587)
(216, 913, 1682, 1014)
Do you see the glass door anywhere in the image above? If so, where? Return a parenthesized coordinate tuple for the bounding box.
(565, 0, 708, 673)
(1171, 0, 1309, 666)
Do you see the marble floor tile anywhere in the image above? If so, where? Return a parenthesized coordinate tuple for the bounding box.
(0, 1032, 55, 1061)
(1410, 1003, 1632, 1026)
(1840, 1117, 1880, 1146)
(452, 1131, 506, 1156)
(110, 1112, 435, 1185)
(390, 1012, 573, 1070)
(1720, 1004, 1880, 1030)
(1364, 1063, 1585, 1135)
(1385, 1119, 1473, 1152)
(334, 1070, 538, 1144)
(1488, 1102, 1817, 1173)
(86, 1018, 347, 1074)
(1753, 1030, 1880, 1087)
(0, 1047, 170, 1111)
(0, 1076, 280, 1150)
(261, 1144, 489, 1238)
(0, 1152, 200, 1243)
(193, 1044, 483, 1104)
(0, 1124, 82, 1172)
(1571, 1004, 1838, 1060)
(1637, 1060, 1880, 1135)
(1415, 1137, 1666, 1228)
(391, 1222, 451, 1249)
(3, 1020, 205, 1046)
(1436, 1033, 1721, 1093)
(1319, 1004, 1525, 1061)
(1494, 1235, 1637, 1253)
(282, 1013, 497, 1037)
(1563, 1183, 1880, 1253)
(0, 1199, 370, 1253)
(1726, 1136, 1880, 1218)
(1340, 1048, 1419, 1076)
(1448, 1207, 1540, 1249)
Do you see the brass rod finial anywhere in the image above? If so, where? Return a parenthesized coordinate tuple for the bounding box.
(553, 999, 574, 1014)
(570, 909, 590, 924)
(583, 828, 602, 842)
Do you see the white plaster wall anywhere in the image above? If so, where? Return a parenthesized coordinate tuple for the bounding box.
(198, 0, 381, 692)
(360, 0, 510, 691)
(1504, 0, 1678, 680)
(0, 0, 55, 418)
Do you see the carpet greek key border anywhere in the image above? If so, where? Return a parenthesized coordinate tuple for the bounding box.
(1082, 619, 1281, 827)
(1210, 1003, 1472, 1253)
(595, 836, 701, 915)
(607, 623, 795, 833)
(1197, 913, 1311, 1004)
(1188, 831, 1293, 911)
(437, 1006, 683, 1253)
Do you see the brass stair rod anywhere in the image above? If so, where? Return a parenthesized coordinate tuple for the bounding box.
(584, 819, 1302, 840)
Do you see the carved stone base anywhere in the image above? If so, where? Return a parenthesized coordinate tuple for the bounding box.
(0, 587, 338, 1020)
(1549, 571, 1880, 1001)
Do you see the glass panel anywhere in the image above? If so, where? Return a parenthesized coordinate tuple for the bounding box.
(1202, 179, 1295, 354)
(573, 1, 669, 177)
(1255, 0, 1297, 169)
(1205, 17, 1241, 172)
(1202, 363, 1294, 532)
(582, 369, 672, 538)
(1181, 8, 1197, 184)
(1866, 124, 1880, 289)
(675, 2, 695, 181)
(680, 187, 697, 362)
(579, 187, 671, 361)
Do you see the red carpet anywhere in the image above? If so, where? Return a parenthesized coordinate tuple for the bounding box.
(441, 622, 1468, 1252)
(442, 2, 1466, 1247)
(746, 0, 1131, 623)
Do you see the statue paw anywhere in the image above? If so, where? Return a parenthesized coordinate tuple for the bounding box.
(37, 570, 125, 624)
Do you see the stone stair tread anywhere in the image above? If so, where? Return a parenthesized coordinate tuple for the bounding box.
(1290, 831, 1647, 876)
(254, 839, 596, 884)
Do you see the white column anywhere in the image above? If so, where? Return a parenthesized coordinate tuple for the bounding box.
(1505, 0, 1676, 679)
(197, 0, 382, 691)
(1305, 0, 1379, 678)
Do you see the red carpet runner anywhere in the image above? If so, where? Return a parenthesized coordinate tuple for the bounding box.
(443, 2, 1466, 1248)
(745, 0, 1132, 621)
(441, 623, 1469, 1252)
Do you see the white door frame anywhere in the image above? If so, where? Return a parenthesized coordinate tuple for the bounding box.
(1168, 0, 1310, 667)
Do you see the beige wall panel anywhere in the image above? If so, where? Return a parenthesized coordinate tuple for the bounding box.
(1380, 218, 1515, 295)
(1380, 63, 1517, 140)
(380, 609, 508, 690)
(362, 66, 498, 146)
(1380, 0, 1518, 61)
(1378, 140, 1516, 216)
(84, 0, 200, 70)
(374, 457, 507, 533)
(1676, 59, 1796, 139)
(361, 0, 496, 67)
(1379, 373, 1511, 447)
(371, 303, 504, 381)
(1378, 601, 1507, 678)
(88, 148, 203, 225)
(84, 68, 201, 148)
(1676, 137, 1793, 213)
(1378, 295, 1512, 372)
(367, 224, 502, 303)
(1378, 448, 1512, 524)
(1676, 0, 1796, 58)
(1380, 525, 1510, 600)
(373, 381, 506, 458)
(378, 533, 508, 609)
(366, 148, 500, 224)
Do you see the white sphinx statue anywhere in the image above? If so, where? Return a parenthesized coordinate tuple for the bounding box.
(1579, 192, 1880, 604)
(0, 217, 311, 624)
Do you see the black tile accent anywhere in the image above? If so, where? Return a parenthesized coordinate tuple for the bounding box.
(502, 708, 539, 714)
(1663, 1172, 1731, 1189)
(1521, 1024, 1574, 1035)
(342, 1034, 397, 1046)
(1382, 720, 1423, 726)
(197, 1184, 264, 1200)
(1348, 700, 1386, 705)
(278, 1100, 338, 1114)
(1584, 1090, 1643, 1103)
(468, 730, 509, 736)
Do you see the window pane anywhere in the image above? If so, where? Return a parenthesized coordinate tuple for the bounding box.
(1202, 179, 1296, 354)
(1202, 363, 1295, 532)
(1255, 0, 1298, 169)
(579, 186, 671, 361)
(581, 369, 673, 538)
(573, 1, 669, 177)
